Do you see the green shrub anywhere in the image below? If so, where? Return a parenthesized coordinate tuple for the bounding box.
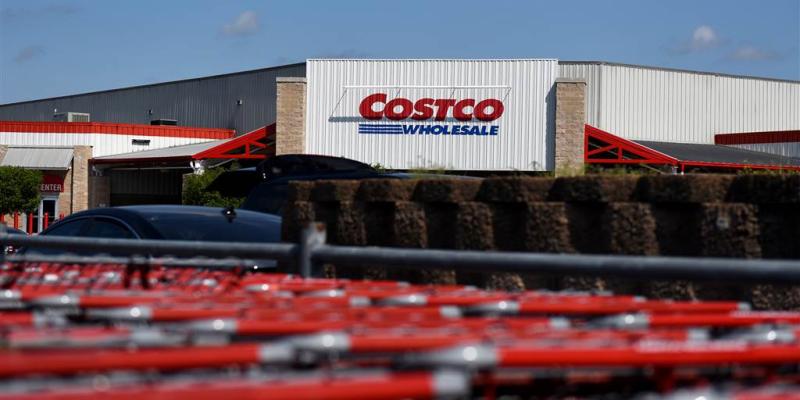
(0, 167, 42, 214)
(182, 167, 244, 208)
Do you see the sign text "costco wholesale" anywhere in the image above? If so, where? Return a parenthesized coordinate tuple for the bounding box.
(357, 93, 504, 136)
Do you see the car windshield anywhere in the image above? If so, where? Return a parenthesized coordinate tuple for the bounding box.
(142, 209, 281, 242)
(241, 183, 287, 215)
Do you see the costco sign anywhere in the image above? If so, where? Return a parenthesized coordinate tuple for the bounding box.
(305, 59, 558, 171)
(358, 94, 503, 136)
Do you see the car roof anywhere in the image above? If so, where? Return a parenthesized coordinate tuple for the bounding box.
(262, 170, 391, 184)
(115, 204, 280, 220)
(43, 205, 281, 239)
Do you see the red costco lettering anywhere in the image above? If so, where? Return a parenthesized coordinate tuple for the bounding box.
(384, 98, 414, 120)
(359, 93, 387, 120)
(474, 99, 504, 122)
(358, 93, 504, 122)
(453, 99, 475, 121)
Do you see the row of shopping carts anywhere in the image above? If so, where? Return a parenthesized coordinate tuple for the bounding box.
(2, 261, 800, 399)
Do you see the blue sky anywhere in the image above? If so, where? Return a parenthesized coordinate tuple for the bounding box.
(1, 0, 798, 104)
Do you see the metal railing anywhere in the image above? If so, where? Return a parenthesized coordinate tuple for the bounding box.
(4, 222, 800, 284)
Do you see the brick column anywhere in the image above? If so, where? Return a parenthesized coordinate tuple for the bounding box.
(0, 145, 8, 163)
(58, 169, 73, 216)
(554, 78, 586, 176)
(276, 77, 307, 155)
(70, 146, 92, 213)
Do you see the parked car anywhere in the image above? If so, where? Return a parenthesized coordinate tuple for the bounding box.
(1, 226, 27, 254)
(207, 154, 380, 198)
(20, 205, 281, 268)
(208, 154, 475, 215)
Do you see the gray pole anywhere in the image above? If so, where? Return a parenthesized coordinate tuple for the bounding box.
(299, 222, 327, 278)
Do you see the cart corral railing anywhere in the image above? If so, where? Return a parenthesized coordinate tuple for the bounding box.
(1, 211, 64, 234)
(5, 223, 800, 288)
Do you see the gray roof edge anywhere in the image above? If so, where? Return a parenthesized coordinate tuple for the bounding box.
(92, 139, 228, 160)
(633, 139, 800, 166)
(4, 59, 796, 107)
(559, 61, 800, 84)
(0, 62, 307, 107)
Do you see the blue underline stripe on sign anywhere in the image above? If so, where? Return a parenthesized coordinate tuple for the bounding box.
(358, 128, 403, 133)
(358, 131, 405, 135)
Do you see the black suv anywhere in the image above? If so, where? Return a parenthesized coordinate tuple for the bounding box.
(210, 155, 469, 215)
(209, 155, 394, 215)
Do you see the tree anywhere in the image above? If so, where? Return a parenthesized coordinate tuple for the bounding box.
(0, 167, 42, 214)
(182, 167, 244, 208)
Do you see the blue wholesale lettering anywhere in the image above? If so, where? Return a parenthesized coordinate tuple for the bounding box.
(393, 125, 499, 136)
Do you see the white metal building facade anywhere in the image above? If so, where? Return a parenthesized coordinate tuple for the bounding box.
(0, 122, 231, 158)
(305, 59, 558, 171)
(301, 59, 799, 171)
(559, 62, 800, 144)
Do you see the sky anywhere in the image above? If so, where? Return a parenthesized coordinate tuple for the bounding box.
(0, 0, 798, 104)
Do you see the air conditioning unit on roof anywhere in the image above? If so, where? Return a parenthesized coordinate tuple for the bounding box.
(53, 112, 90, 122)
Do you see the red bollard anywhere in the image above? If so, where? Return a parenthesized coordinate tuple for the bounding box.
(13, 212, 19, 230)
(0, 214, 4, 225)
(59, 213, 64, 220)
(43, 213, 49, 229)
(27, 213, 33, 234)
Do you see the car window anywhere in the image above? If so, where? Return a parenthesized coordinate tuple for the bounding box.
(83, 218, 137, 239)
(42, 219, 90, 237)
(241, 183, 287, 215)
(23, 218, 90, 255)
(144, 210, 281, 243)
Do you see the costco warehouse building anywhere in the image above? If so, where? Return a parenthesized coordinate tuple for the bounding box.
(0, 59, 798, 228)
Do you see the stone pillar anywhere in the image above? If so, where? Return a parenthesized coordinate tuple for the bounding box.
(58, 169, 73, 217)
(70, 146, 92, 213)
(554, 78, 587, 176)
(276, 77, 307, 155)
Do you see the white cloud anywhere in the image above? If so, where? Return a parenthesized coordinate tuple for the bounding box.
(689, 25, 719, 51)
(222, 11, 259, 36)
(729, 45, 780, 61)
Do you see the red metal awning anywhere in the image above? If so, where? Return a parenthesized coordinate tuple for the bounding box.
(584, 125, 678, 166)
(193, 124, 274, 160)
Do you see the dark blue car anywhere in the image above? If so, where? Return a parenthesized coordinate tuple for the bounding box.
(23, 205, 282, 268)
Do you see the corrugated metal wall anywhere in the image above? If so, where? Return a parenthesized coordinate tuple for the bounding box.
(559, 62, 800, 144)
(0, 64, 306, 135)
(0, 132, 218, 157)
(306, 59, 558, 171)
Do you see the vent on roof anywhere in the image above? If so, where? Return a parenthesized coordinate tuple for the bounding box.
(151, 119, 177, 126)
(53, 112, 90, 122)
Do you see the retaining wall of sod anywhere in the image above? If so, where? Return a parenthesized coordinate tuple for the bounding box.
(281, 175, 800, 309)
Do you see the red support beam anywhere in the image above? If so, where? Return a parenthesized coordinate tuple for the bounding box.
(193, 124, 275, 160)
(584, 125, 678, 166)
